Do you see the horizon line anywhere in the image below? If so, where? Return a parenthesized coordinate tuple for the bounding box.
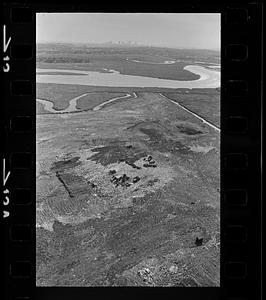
(36, 41, 220, 51)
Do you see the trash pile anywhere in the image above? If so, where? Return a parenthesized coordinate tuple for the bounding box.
(143, 155, 157, 168)
(109, 169, 142, 188)
(110, 173, 131, 188)
(137, 268, 154, 285)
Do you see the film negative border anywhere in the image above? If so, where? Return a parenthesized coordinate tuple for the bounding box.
(221, 4, 262, 300)
(1, 3, 262, 300)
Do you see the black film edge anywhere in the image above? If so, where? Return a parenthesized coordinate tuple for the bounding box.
(1, 3, 262, 300)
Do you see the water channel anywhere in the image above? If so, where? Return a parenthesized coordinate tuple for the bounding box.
(37, 64, 220, 114)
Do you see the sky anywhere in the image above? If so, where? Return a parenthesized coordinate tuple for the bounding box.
(36, 13, 220, 50)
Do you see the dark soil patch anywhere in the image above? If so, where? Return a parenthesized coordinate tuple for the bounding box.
(127, 121, 193, 155)
(176, 125, 203, 135)
(139, 128, 163, 141)
(56, 172, 74, 198)
(89, 141, 147, 166)
(50, 157, 80, 172)
(54, 171, 94, 200)
(109, 170, 116, 175)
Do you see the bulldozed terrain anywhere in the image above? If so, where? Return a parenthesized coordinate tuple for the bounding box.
(36, 92, 220, 286)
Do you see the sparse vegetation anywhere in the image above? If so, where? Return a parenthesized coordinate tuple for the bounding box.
(36, 83, 127, 113)
(162, 91, 220, 127)
(36, 44, 220, 287)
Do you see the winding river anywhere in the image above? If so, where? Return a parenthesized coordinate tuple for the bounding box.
(37, 63, 220, 114)
(37, 93, 89, 113)
(37, 93, 137, 114)
(36, 65, 220, 89)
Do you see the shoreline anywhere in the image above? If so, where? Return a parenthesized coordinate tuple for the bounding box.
(36, 65, 220, 89)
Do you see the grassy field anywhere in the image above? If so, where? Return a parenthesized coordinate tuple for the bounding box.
(36, 83, 127, 113)
(37, 61, 200, 81)
(162, 92, 220, 127)
(37, 83, 220, 126)
(37, 102, 50, 114)
(37, 83, 220, 99)
(36, 92, 220, 286)
(37, 43, 220, 64)
(37, 92, 127, 114)
(36, 45, 220, 287)
(76, 92, 127, 110)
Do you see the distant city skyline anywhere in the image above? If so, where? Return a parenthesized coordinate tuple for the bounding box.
(37, 13, 220, 50)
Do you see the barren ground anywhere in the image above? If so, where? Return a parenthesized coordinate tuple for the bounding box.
(36, 92, 220, 286)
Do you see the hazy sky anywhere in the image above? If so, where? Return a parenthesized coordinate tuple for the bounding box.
(37, 13, 220, 50)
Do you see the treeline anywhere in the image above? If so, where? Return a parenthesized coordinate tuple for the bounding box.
(36, 56, 90, 63)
